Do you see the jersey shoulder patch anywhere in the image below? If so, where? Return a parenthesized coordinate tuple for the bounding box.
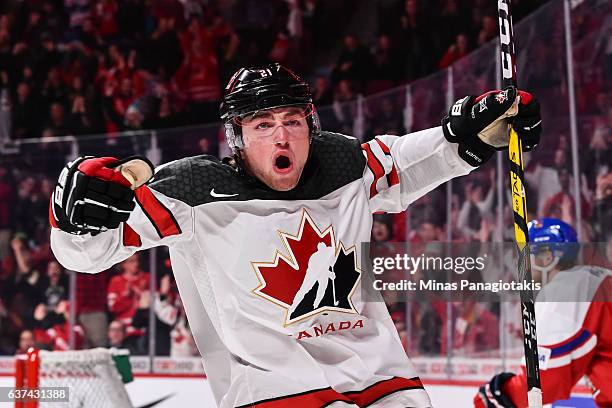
(148, 155, 241, 206)
(306, 131, 366, 191)
(147, 133, 367, 205)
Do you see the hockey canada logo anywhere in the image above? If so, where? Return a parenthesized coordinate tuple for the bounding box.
(252, 210, 361, 325)
(495, 89, 509, 104)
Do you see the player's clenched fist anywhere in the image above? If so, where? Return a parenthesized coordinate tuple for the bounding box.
(441, 86, 542, 167)
(50, 156, 154, 235)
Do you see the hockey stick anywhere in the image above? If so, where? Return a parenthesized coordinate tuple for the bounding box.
(497, 1, 542, 407)
(330, 265, 339, 306)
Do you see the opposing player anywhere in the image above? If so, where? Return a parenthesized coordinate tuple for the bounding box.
(475, 218, 612, 408)
(50, 64, 541, 407)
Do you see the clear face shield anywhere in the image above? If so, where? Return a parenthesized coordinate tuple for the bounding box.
(232, 104, 315, 149)
(530, 244, 561, 285)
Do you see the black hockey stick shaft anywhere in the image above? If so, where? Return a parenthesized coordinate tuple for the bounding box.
(497, 1, 542, 407)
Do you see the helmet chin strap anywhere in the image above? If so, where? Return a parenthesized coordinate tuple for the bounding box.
(531, 255, 560, 285)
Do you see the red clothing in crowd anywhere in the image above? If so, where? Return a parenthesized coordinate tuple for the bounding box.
(76, 272, 108, 314)
(107, 271, 150, 337)
(175, 21, 221, 103)
(175, 53, 221, 102)
(34, 322, 85, 351)
(438, 47, 467, 69)
(0, 177, 15, 229)
(93, 0, 119, 38)
(107, 271, 150, 320)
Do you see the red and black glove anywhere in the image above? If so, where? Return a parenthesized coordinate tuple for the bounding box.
(442, 86, 542, 167)
(474, 372, 517, 408)
(50, 156, 153, 235)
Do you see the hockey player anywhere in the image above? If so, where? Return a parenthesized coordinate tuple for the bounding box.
(50, 63, 541, 407)
(474, 218, 612, 408)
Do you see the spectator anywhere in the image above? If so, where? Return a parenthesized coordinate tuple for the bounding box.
(457, 173, 495, 241)
(331, 35, 373, 88)
(144, 17, 183, 79)
(583, 107, 611, 192)
(76, 272, 109, 348)
(332, 79, 357, 136)
(397, 0, 432, 79)
(40, 260, 67, 310)
(106, 319, 141, 354)
(32, 300, 85, 350)
(41, 67, 69, 111)
(369, 96, 404, 136)
(15, 329, 35, 354)
(107, 320, 127, 348)
(175, 17, 222, 124)
(69, 94, 99, 138)
(452, 302, 499, 354)
(542, 168, 592, 239)
(477, 15, 498, 46)
(132, 274, 179, 355)
(0, 164, 15, 259)
(439, 33, 469, 69)
(439, 0, 465, 48)
(45, 102, 71, 136)
(371, 34, 403, 87)
(63, 0, 92, 41)
(372, 214, 394, 243)
(11, 81, 40, 139)
(117, 0, 146, 43)
(312, 75, 333, 106)
(591, 171, 612, 237)
(92, 0, 119, 40)
(170, 307, 198, 357)
(526, 146, 569, 215)
(3, 234, 44, 318)
(107, 254, 150, 338)
(409, 209, 443, 244)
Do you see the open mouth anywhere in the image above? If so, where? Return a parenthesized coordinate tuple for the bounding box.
(273, 153, 293, 174)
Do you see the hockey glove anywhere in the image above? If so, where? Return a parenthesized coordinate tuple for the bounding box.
(474, 372, 517, 408)
(442, 86, 542, 167)
(50, 156, 154, 235)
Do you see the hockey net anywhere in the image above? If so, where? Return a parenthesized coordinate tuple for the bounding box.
(14, 348, 133, 408)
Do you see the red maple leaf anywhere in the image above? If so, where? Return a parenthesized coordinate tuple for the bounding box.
(253, 211, 335, 307)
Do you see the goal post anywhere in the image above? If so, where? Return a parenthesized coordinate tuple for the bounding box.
(14, 348, 133, 408)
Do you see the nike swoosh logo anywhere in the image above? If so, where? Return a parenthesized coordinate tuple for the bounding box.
(136, 393, 174, 408)
(210, 189, 239, 198)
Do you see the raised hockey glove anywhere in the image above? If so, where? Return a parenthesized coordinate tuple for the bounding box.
(442, 86, 542, 167)
(50, 156, 154, 235)
(474, 372, 516, 408)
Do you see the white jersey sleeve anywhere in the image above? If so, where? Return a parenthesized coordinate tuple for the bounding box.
(360, 126, 475, 213)
(51, 161, 195, 273)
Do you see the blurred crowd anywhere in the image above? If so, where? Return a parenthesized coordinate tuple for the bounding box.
(0, 0, 611, 360)
(0, 0, 544, 149)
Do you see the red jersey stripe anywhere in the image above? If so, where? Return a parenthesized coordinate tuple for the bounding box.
(135, 185, 181, 238)
(374, 138, 391, 154)
(241, 377, 424, 408)
(237, 387, 354, 408)
(374, 138, 400, 188)
(122, 223, 142, 247)
(49, 198, 58, 228)
(344, 376, 425, 407)
(362, 142, 386, 198)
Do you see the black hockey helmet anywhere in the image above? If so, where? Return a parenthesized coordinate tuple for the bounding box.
(219, 63, 320, 152)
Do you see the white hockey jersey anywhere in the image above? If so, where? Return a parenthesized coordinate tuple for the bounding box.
(51, 129, 475, 407)
(503, 266, 612, 407)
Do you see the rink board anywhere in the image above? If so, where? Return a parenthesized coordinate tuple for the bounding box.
(0, 375, 595, 407)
